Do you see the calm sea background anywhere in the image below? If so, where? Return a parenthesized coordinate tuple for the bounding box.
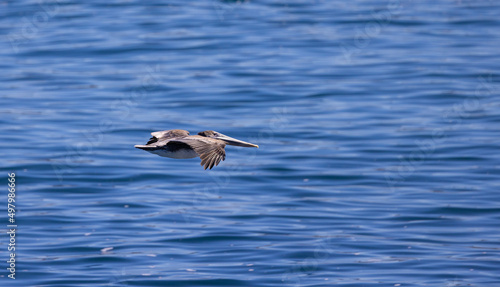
(1, 0, 499, 286)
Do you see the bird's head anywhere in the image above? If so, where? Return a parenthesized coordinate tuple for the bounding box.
(198, 130, 259, 148)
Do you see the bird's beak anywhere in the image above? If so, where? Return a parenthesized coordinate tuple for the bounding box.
(216, 134, 259, 148)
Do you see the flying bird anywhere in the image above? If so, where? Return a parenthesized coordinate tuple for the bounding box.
(135, 129, 259, 169)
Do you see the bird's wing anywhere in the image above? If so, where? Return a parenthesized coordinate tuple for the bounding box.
(148, 130, 183, 145)
(172, 138, 226, 170)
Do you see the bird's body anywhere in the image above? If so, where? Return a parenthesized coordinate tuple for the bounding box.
(146, 146, 198, 159)
(134, 129, 258, 169)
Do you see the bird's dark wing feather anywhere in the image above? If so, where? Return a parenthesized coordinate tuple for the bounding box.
(146, 137, 159, 145)
(173, 138, 226, 170)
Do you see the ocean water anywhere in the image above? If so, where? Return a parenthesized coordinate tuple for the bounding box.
(1, 0, 500, 286)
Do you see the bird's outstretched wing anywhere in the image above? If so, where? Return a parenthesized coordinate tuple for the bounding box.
(171, 138, 226, 170)
(147, 129, 189, 145)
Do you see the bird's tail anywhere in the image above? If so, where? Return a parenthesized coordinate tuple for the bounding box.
(134, 145, 158, 150)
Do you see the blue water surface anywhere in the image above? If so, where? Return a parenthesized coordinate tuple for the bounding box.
(1, 0, 500, 286)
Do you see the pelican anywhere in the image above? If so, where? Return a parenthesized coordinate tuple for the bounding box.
(134, 129, 259, 169)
